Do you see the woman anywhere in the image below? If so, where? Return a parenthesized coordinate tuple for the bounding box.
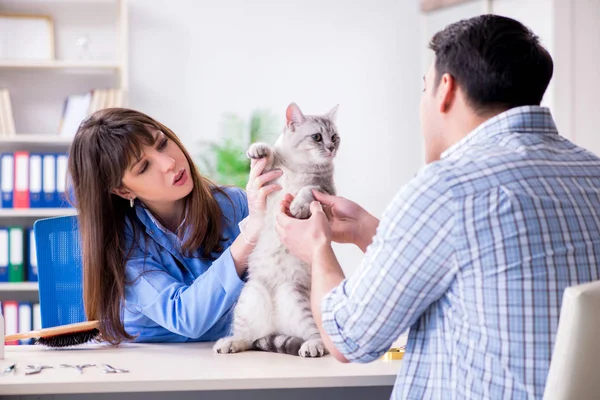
(68, 108, 282, 344)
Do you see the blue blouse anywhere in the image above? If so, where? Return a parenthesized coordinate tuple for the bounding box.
(122, 186, 248, 342)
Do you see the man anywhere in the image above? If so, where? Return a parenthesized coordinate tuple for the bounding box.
(275, 14, 600, 399)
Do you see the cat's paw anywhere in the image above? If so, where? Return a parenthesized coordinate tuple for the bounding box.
(246, 143, 271, 160)
(213, 337, 251, 354)
(289, 200, 311, 219)
(299, 340, 327, 358)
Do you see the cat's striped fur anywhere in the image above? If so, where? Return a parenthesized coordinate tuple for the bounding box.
(213, 102, 340, 357)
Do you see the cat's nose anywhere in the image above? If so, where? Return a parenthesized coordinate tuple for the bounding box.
(327, 146, 335, 152)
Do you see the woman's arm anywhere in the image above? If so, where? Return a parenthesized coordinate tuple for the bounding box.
(125, 248, 245, 339)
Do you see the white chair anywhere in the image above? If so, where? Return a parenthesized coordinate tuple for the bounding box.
(544, 280, 600, 400)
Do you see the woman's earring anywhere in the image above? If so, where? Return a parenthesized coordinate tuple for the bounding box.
(130, 198, 135, 208)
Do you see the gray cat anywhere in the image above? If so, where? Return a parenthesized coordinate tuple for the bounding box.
(213, 102, 340, 357)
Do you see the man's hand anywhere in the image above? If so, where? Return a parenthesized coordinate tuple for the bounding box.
(312, 191, 379, 252)
(275, 194, 332, 264)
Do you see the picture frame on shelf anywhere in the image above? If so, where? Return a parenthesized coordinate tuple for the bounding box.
(0, 14, 55, 60)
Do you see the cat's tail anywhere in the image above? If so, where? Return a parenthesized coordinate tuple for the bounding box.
(252, 334, 304, 356)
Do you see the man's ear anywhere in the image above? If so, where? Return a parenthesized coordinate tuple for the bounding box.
(111, 186, 134, 200)
(437, 73, 457, 114)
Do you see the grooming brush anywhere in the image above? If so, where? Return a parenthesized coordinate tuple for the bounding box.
(4, 320, 101, 348)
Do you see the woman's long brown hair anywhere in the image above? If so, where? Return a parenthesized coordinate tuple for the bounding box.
(68, 108, 229, 345)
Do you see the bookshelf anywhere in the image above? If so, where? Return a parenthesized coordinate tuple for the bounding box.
(0, 60, 121, 70)
(0, 0, 128, 300)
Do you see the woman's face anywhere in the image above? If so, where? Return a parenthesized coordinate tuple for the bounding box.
(118, 128, 193, 206)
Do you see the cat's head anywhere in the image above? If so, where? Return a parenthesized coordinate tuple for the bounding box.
(280, 102, 340, 165)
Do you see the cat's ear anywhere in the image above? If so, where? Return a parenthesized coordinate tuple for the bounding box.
(326, 104, 339, 122)
(286, 103, 306, 127)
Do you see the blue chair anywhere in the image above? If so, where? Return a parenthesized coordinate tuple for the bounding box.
(33, 215, 86, 328)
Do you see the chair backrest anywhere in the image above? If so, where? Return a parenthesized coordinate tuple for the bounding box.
(33, 215, 85, 328)
(543, 280, 600, 400)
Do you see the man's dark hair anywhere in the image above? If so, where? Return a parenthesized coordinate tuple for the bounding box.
(429, 14, 554, 115)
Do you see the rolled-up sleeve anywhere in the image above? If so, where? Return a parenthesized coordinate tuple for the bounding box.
(321, 165, 459, 362)
(126, 247, 244, 339)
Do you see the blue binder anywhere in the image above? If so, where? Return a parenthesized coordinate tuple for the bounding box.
(1, 153, 14, 208)
(42, 154, 57, 208)
(0, 227, 9, 282)
(29, 153, 44, 208)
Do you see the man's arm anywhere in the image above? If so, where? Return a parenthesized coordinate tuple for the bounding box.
(310, 243, 349, 362)
(318, 165, 459, 362)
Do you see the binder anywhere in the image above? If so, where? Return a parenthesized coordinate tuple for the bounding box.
(1, 152, 13, 208)
(42, 154, 56, 207)
(3, 301, 19, 345)
(13, 151, 30, 208)
(56, 153, 69, 207)
(32, 303, 41, 331)
(29, 153, 44, 208)
(28, 228, 38, 282)
(0, 228, 8, 282)
(18, 303, 33, 345)
(8, 227, 24, 282)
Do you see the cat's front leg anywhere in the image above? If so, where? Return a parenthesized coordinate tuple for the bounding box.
(289, 185, 320, 219)
(247, 142, 275, 170)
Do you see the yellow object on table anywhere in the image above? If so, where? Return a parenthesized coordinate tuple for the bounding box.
(381, 346, 404, 361)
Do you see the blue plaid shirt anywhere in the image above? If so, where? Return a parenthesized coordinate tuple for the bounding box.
(322, 106, 600, 399)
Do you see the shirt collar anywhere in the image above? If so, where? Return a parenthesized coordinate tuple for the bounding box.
(133, 201, 186, 236)
(441, 106, 558, 160)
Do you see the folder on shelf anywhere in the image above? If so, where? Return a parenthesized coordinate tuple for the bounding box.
(18, 302, 33, 345)
(9, 227, 25, 282)
(28, 227, 38, 282)
(0, 227, 8, 282)
(3, 301, 19, 345)
(59, 92, 92, 138)
(1, 152, 14, 208)
(32, 302, 41, 331)
(42, 153, 57, 207)
(29, 153, 44, 208)
(56, 153, 70, 207)
(13, 151, 30, 209)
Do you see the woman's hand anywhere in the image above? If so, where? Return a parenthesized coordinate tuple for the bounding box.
(242, 158, 282, 243)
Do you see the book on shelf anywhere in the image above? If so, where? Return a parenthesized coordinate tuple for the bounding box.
(58, 88, 125, 138)
(0, 88, 16, 138)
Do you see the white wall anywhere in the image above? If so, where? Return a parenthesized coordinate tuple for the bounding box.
(128, 0, 423, 274)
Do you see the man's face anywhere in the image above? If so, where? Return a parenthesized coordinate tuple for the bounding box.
(419, 62, 446, 164)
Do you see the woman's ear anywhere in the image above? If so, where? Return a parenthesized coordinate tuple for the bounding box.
(111, 186, 134, 200)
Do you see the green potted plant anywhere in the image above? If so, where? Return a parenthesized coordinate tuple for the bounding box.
(196, 109, 279, 188)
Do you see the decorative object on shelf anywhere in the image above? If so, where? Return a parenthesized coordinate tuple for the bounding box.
(75, 34, 91, 60)
(0, 14, 55, 60)
(195, 109, 279, 188)
(420, 0, 475, 12)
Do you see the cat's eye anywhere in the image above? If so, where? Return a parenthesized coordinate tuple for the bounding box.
(311, 133, 322, 142)
(331, 134, 338, 142)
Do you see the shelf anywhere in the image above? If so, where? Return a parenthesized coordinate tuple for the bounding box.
(0, 134, 73, 146)
(0, 60, 121, 70)
(0, 282, 38, 292)
(0, 208, 76, 218)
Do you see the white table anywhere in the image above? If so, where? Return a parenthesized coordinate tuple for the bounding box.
(0, 342, 401, 399)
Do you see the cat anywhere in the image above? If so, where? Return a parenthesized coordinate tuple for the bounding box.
(213, 102, 340, 357)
